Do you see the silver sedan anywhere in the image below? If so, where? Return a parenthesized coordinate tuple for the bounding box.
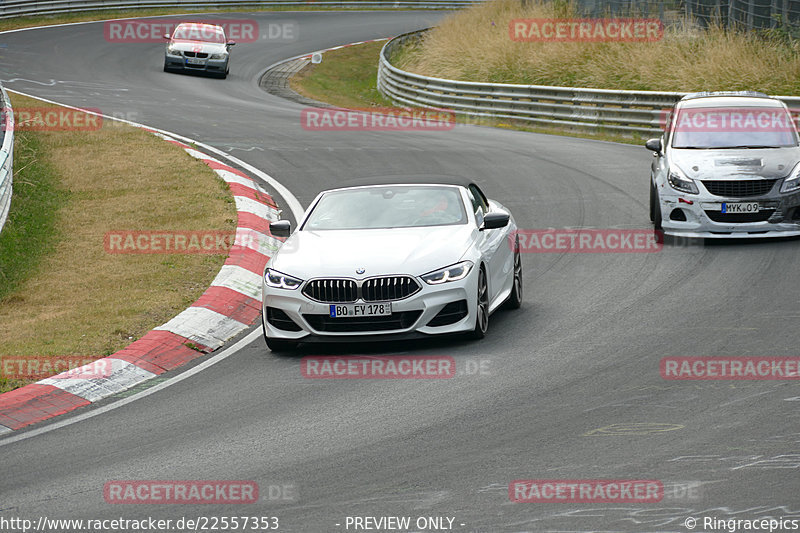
(163, 23, 235, 79)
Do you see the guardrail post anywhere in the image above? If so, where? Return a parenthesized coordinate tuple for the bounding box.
(0, 84, 14, 237)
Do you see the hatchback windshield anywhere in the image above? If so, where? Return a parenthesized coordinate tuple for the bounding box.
(671, 105, 799, 149)
(172, 25, 226, 44)
(303, 185, 468, 230)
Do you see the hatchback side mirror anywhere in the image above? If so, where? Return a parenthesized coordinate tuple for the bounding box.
(270, 220, 291, 238)
(645, 138, 663, 153)
(481, 212, 510, 231)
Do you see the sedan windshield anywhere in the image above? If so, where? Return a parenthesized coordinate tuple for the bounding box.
(172, 25, 226, 44)
(671, 106, 799, 149)
(303, 185, 468, 230)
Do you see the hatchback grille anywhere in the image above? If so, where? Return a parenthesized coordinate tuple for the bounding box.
(705, 210, 775, 223)
(362, 276, 420, 302)
(303, 279, 358, 303)
(303, 311, 422, 332)
(302, 276, 420, 303)
(702, 180, 776, 198)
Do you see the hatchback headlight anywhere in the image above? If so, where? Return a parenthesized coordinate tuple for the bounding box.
(781, 163, 800, 193)
(421, 261, 473, 285)
(668, 168, 699, 195)
(264, 269, 303, 290)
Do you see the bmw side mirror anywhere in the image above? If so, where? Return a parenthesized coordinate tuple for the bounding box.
(645, 138, 663, 154)
(227, 40, 236, 46)
(270, 220, 291, 238)
(481, 212, 509, 231)
(163, 33, 170, 40)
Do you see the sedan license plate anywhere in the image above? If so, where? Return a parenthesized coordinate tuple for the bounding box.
(721, 202, 759, 214)
(186, 57, 205, 65)
(329, 303, 392, 318)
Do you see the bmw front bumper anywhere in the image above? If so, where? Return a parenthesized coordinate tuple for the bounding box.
(261, 273, 479, 343)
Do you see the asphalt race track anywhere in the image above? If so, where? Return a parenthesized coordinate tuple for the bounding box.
(1, 10, 800, 533)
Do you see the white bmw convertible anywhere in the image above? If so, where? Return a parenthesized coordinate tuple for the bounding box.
(261, 176, 522, 351)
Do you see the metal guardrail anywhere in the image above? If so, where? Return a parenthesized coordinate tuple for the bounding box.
(378, 30, 800, 137)
(0, 84, 14, 237)
(0, 0, 479, 18)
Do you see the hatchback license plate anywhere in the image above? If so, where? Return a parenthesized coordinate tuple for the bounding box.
(721, 202, 759, 214)
(330, 303, 392, 318)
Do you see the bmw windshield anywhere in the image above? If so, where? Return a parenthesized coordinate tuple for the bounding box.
(302, 185, 468, 230)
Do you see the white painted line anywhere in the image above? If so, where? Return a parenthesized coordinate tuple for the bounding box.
(0, 328, 262, 447)
(0, 425, 11, 436)
(214, 168, 264, 190)
(40, 359, 158, 403)
(155, 306, 249, 349)
(234, 195, 280, 220)
(209, 264, 263, 300)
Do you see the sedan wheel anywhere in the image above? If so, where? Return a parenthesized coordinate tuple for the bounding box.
(470, 268, 489, 339)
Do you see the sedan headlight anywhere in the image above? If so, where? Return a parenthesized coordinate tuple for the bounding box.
(167, 45, 181, 55)
(264, 269, 303, 290)
(780, 163, 800, 193)
(667, 168, 699, 195)
(421, 261, 473, 285)
(210, 53, 227, 60)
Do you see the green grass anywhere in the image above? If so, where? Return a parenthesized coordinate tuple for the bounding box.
(0, 132, 68, 301)
(291, 41, 394, 109)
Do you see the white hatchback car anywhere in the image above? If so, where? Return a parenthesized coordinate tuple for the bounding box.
(261, 176, 523, 351)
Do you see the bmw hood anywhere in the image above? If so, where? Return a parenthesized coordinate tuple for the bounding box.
(168, 41, 227, 54)
(269, 225, 476, 280)
(670, 147, 800, 180)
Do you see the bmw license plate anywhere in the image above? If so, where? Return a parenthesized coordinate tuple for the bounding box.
(721, 202, 759, 214)
(186, 57, 205, 65)
(330, 303, 392, 318)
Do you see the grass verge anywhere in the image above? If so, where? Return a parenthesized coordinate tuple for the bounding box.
(289, 40, 649, 144)
(397, 0, 800, 95)
(0, 94, 236, 393)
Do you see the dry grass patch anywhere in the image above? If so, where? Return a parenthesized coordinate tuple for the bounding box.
(397, 0, 800, 94)
(0, 94, 236, 391)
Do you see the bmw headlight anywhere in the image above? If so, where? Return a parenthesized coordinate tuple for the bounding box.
(667, 168, 699, 195)
(210, 53, 227, 60)
(421, 261, 473, 285)
(167, 45, 181, 55)
(781, 162, 800, 193)
(264, 268, 303, 290)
